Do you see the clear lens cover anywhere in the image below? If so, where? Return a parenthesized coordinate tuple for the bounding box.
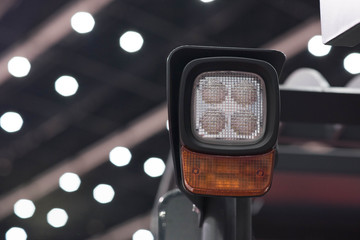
(192, 71, 266, 144)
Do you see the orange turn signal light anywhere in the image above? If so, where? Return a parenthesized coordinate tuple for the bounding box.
(181, 146, 275, 197)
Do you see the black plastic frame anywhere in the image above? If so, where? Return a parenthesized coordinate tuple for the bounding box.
(179, 57, 279, 156)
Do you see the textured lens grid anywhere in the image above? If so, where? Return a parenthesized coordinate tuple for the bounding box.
(192, 71, 266, 144)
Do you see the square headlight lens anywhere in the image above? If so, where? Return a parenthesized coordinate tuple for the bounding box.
(192, 71, 266, 144)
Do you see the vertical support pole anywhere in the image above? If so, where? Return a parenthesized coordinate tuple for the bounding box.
(201, 197, 252, 240)
(236, 198, 252, 240)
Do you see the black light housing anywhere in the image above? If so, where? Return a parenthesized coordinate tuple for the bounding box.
(167, 45, 285, 200)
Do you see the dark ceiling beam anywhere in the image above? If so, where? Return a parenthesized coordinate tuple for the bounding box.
(0, 104, 167, 220)
(57, 50, 165, 101)
(88, 213, 151, 240)
(0, 0, 114, 86)
(265, 0, 318, 20)
(0, 0, 18, 20)
(0, 84, 115, 160)
(263, 18, 320, 58)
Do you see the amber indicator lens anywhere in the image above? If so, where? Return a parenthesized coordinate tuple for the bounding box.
(192, 71, 266, 145)
(181, 146, 275, 196)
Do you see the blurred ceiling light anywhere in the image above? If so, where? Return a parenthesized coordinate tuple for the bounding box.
(132, 229, 154, 240)
(344, 53, 360, 74)
(47, 208, 68, 228)
(200, 0, 215, 2)
(13, 199, 36, 219)
(5, 227, 27, 240)
(109, 146, 132, 167)
(307, 35, 331, 57)
(282, 68, 329, 89)
(7, 56, 31, 78)
(0, 112, 24, 133)
(71, 12, 95, 34)
(59, 172, 81, 192)
(143, 157, 165, 178)
(93, 184, 115, 204)
(55, 75, 79, 97)
(119, 31, 144, 53)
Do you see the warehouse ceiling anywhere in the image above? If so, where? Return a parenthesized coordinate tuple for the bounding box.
(0, 0, 360, 239)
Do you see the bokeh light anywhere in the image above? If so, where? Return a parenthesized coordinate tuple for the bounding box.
(307, 35, 331, 57)
(71, 12, 95, 34)
(0, 112, 23, 133)
(5, 227, 27, 240)
(143, 157, 165, 177)
(344, 53, 360, 74)
(47, 208, 68, 228)
(8, 56, 31, 78)
(93, 184, 115, 204)
(109, 146, 132, 167)
(119, 31, 144, 53)
(59, 172, 81, 192)
(132, 229, 154, 240)
(55, 75, 79, 97)
(13, 199, 36, 219)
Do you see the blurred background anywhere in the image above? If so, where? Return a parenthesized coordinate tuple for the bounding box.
(0, 0, 360, 239)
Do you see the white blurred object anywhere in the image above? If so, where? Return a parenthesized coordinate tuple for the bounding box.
(282, 68, 329, 90)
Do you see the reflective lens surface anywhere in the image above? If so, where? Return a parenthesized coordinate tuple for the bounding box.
(192, 71, 266, 144)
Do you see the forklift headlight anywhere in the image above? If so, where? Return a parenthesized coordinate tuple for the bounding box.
(168, 46, 285, 198)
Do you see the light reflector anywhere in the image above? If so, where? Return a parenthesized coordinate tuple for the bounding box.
(181, 146, 275, 196)
(192, 71, 266, 144)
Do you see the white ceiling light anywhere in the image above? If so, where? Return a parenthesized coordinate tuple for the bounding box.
(59, 172, 81, 192)
(109, 146, 132, 167)
(307, 35, 331, 57)
(5, 227, 27, 240)
(0, 112, 23, 133)
(132, 229, 154, 240)
(47, 208, 68, 228)
(71, 12, 95, 34)
(200, 0, 215, 2)
(8, 56, 31, 78)
(119, 31, 144, 53)
(93, 184, 115, 204)
(143, 157, 165, 177)
(13, 199, 36, 219)
(344, 53, 360, 74)
(54, 75, 79, 97)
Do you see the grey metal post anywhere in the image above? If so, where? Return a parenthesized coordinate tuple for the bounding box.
(201, 197, 252, 240)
